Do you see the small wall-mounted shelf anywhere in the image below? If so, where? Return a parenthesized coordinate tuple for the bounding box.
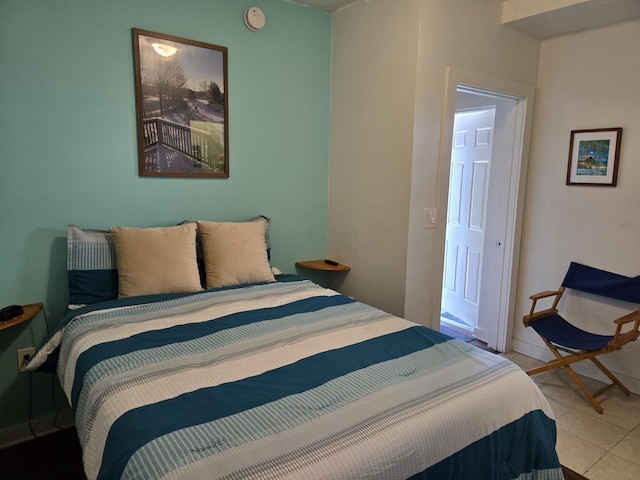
(295, 260, 351, 272)
(0, 303, 43, 331)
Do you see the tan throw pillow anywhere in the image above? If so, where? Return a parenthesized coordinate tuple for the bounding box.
(196, 219, 275, 289)
(110, 223, 202, 297)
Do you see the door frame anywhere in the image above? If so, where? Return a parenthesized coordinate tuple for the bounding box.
(432, 67, 536, 352)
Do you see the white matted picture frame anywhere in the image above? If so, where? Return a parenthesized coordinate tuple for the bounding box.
(566, 128, 622, 186)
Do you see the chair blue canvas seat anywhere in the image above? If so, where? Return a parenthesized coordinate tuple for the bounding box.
(523, 262, 640, 413)
(529, 314, 613, 351)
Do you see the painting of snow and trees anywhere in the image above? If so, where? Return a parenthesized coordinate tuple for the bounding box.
(133, 29, 228, 178)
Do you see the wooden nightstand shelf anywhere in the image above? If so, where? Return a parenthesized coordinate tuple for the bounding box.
(0, 303, 43, 331)
(295, 260, 351, 272)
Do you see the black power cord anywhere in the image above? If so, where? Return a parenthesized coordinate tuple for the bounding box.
(27, 371, 39, 439)
(25, 305, 62, 439)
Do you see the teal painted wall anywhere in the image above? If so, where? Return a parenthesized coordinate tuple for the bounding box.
(0, 0, 330, 431)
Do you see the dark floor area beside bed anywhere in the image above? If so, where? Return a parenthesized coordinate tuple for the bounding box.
(0, 426, 585, 480)
(1, 428, 86, 480)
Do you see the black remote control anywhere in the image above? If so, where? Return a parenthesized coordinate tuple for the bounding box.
(324, 259, 339, 266)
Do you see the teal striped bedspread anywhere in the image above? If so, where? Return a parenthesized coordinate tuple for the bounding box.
(29, 276, 562, 479)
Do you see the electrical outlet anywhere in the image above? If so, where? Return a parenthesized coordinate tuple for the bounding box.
(17, 347, 35, 373)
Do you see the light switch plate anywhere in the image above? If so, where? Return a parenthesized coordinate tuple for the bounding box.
(423, 208, 437, 229)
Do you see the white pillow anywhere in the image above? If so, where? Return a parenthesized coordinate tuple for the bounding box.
(196, 219, 275, 288)
(110, 223, 202, 297)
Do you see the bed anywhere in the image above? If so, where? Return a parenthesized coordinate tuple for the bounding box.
(27, 220, 563, 480)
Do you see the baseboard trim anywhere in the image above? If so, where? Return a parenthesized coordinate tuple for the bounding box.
(511, 338, 552, 361)
(0, 409, 74, 449)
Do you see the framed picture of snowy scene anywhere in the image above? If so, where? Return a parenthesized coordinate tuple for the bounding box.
(566, 128, 622, 186)
(133, 29, 229, 178)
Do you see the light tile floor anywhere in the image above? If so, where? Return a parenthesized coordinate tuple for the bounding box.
(502, 351, 640, 480)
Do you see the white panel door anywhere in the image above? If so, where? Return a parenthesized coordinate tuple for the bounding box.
(441, 107, 495, 330)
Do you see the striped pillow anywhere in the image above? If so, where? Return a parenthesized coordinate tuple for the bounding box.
(67, 225, 118, 306)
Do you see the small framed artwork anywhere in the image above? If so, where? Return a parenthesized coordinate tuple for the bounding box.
(132, 29, 229, 178)
(566, 128, 622, 186)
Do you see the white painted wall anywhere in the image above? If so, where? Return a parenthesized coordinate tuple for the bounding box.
(513, 18, 640, 393)
(329, 0, 540, 319)
(404, 0, 541, 328)
(329, 1, 640, 393)
(328, 0, 420, 316)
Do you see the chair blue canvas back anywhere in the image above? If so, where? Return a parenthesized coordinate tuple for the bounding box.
(562, 262, 640, 304)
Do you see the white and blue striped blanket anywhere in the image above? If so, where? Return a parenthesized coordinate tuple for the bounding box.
(30, 276, 562, 479)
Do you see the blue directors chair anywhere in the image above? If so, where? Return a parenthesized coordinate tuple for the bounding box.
(523, 262, 640, 413)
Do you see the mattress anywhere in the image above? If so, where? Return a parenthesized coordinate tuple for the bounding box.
(29, 275, 562, 479)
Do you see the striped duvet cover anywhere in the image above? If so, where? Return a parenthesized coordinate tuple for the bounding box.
(31, 276, 562, 479)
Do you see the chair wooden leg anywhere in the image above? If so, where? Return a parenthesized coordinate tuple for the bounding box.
(526, 362, 565, 376)
(525, 341, 607, 413)
(561, 364, 604, 414)
(590, 357, 631, 396)
(522, 337, 635, 412)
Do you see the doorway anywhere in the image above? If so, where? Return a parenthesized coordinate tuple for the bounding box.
(438, 81, 526, 351)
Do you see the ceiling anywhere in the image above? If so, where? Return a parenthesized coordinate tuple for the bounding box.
(503, 0, 640, 39)
(288, 0, 640, 39)
(288, 0, 357, 11)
